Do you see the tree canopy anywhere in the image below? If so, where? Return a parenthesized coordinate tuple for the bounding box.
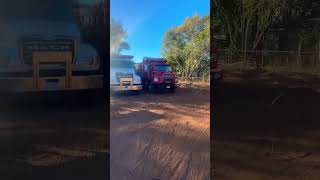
(110, 17, 130, 54)
(212, 0, 320, 67)
(161, 14, 210, 78)
(213, 0, 320, 52)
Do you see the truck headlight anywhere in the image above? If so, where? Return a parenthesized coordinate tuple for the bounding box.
(135, 78, 141, 84)
(77, 55, 100, 66)
(154, 77, 159, 82)
(110, 78, 117, 84)
(87, 57, 95, 65)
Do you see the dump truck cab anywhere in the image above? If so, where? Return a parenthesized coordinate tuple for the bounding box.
(110, 54, 142, 92)
(0, 0, 103, 93)
(136, 57, 177, 93)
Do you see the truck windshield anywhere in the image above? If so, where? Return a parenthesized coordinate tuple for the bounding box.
(155, 65, 171, 71)
(111, 60, 134, 69)
(0, 0, 75, 22)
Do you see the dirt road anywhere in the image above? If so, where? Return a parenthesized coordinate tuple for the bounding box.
(110, 84, 210, 180)
(213, 70, 320, 180)
(0, 93, 109, 180)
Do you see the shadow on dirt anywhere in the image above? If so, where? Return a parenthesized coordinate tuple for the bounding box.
(112, 85, 209, 108)
(212, 70, 320, 180)
(0, 91, 109, 180)
(4, 153, 109, 180)
(115, 109, 165, 125)
(213, 81, 320, 134)
(214, 70, 320, 134)
(0, 90, 107, 112)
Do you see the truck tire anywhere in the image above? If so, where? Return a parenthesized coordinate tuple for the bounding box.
(143, 81, 148, 92)
(84, 90, 106, 108)
(132, 90, 142, 95)
(148, 82, 154, 93)
(170, 87, 176, 93)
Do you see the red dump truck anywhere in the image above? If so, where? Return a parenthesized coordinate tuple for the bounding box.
(135, 57, 177, 93)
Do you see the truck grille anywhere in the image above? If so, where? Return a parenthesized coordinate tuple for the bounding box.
(164, 73, 172, 79)
(122, 82, 131, 86)
(116, 72, 133, 80)
(39, 68, 66, 77)
(21, 38, 75, 65)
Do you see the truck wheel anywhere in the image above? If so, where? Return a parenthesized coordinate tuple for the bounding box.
(170, 87, 176, 93)
(133, 90, 141, 95)
(148, 83, 154, 93)
(143, 81, 148, 92)
(83, 90, 106, 108)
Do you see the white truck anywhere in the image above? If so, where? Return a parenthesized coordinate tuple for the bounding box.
(0, 0, 103, 93)
(110, 55, 142, 92)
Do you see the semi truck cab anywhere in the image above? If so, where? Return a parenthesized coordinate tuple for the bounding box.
(110, 55, 142, 92)
(0, 0, 103, 92)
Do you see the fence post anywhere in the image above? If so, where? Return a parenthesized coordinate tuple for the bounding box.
(286, 54, 289, 73)
(318, 39, 320, 71)
(261, 50, 264, 68)
(228, 49, 230, 63)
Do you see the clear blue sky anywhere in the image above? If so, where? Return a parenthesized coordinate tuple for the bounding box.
(110, 0, 209, 62)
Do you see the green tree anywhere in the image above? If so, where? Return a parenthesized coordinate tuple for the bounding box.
(281, 0, 320, 66)
(213, 0, 320, 70)
(161, 15, 210, 79)
(214, 0, 320, 52)
(110, 17, 130, 54)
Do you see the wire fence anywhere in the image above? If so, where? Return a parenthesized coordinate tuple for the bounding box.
(178, 75, 210, 84)
(218, 49, 320, 74)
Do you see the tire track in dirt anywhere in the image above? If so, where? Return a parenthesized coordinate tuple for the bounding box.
(110, 85, 210, 180)
(213, 71, 320, 180)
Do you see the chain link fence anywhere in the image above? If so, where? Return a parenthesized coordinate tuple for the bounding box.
(219, 49, 320, 74)
(178, 75, 210, 84)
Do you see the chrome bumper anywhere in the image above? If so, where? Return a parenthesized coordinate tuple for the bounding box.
(110, 84, 143, 91)
(0, 75, 103, 92)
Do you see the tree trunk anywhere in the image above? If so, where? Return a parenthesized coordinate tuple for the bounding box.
(225, 16, 236, 51)
(244, 18, 251, 64)
(241, 4, 245, 63)
(318, 36, 320, 68)
(297, 37, 303, 71)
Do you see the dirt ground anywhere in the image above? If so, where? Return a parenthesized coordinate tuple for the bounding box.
(213, 70, 320, 180)
(0, 93, 109, 180)
(110, 84, 210, 180)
